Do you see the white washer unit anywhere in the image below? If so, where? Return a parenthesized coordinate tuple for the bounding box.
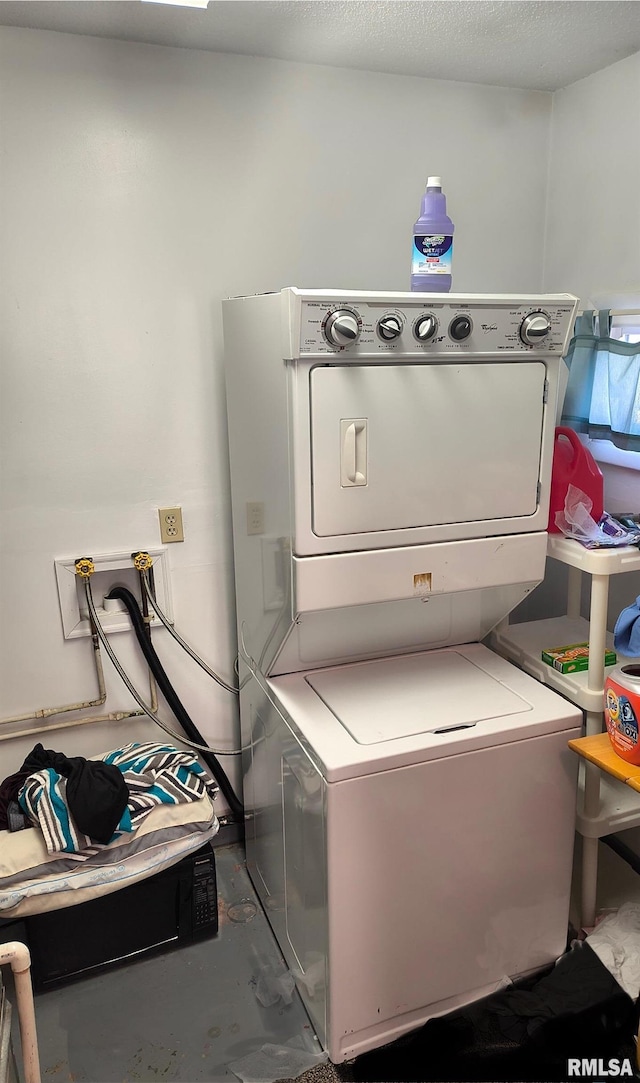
(222, 289, 582, 1063)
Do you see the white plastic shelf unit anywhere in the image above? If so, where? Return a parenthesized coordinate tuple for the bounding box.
(490, 535, 640, 927)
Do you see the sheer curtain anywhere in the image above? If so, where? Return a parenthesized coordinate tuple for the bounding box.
(562, 309, 640, 451)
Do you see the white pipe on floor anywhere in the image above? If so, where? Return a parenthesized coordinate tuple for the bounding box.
(0, 941, 41, 1083)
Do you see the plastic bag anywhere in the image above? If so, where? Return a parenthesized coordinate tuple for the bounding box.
(250, 953, 296, 1007)
(586, 902, 640, 999)
(228, 1037, 327, 1083)
(554, 486, 640, 549)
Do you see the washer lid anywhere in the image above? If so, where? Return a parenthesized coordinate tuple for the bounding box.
(304, 649, 531, 745)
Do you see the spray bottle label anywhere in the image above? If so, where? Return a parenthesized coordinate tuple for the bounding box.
(412, 235, 453, 276)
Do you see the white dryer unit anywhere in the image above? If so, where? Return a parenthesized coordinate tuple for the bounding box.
(222, 289, 582, 1063)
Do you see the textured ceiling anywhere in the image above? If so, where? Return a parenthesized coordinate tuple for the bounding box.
(0, 0, 639, 92)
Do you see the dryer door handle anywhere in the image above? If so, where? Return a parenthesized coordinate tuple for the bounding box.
(340, 419, 367, 487)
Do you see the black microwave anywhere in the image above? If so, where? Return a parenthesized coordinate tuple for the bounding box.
(0, 843, 218, 992)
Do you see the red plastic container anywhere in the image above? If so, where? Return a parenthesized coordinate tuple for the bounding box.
(547, 426, 604, 533)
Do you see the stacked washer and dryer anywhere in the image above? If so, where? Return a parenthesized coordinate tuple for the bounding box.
(222, 289, 582, 1063)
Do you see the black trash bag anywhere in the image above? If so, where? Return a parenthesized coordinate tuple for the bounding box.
(350, 943, 638, 1083)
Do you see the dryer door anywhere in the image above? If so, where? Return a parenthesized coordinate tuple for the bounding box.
(309, 361, 546, 538)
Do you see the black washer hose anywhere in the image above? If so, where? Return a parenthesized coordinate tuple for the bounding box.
(106, 586, 243, 821)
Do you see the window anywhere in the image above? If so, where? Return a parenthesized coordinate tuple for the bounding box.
(562, 311, 640, 469)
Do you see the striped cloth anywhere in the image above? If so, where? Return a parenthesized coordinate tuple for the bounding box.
(19, 742, 218, 856)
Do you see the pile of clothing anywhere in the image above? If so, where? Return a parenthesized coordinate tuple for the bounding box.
(0, 742, 217, 855)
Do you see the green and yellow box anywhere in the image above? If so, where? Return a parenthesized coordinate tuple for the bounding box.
(541, 641, 617, 674)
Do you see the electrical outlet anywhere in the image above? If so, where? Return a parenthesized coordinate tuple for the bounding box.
(158, 506, 184, 543)
(246, 502, 265, 535)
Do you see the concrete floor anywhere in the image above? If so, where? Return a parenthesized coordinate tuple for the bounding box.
(8, 842, 326, 1083)
(6, 833, 640, 1083)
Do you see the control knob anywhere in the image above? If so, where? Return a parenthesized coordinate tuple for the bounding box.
(414, 315, 438, 342)
(377, 315, 403, 341)
(520, 312, 551, 346)
(324, 310, 360, 348)
(449, 315, 472, 341)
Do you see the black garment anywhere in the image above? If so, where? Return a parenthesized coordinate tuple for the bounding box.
(494, 940, 631, 1043)
(6, 800, 30, 832)
(350, 943, 637, 1083)
(20, 743, 129, 844)
(0, 768, 32, 830)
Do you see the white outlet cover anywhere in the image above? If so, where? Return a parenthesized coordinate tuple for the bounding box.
(54, 548, 173, 639)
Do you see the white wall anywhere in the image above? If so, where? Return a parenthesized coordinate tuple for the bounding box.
(529, 49, 640, 628)
(544, 49, 640, 310)
(0, 27, 552, 807)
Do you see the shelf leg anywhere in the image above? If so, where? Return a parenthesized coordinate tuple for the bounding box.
(581, 834, 599, 930)
(582, 757, 602, 816)
(580, 753, 603, 930)
(587, 573, 610, 696)
(584, 708, 604, 740)
(579, 567, 612, 928)
(566, 566, 582, 620)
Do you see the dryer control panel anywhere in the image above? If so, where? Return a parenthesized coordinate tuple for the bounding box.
(292, 295, 577, 359)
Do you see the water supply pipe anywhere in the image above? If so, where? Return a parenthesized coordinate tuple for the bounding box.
(0, 942, 41, 1083)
